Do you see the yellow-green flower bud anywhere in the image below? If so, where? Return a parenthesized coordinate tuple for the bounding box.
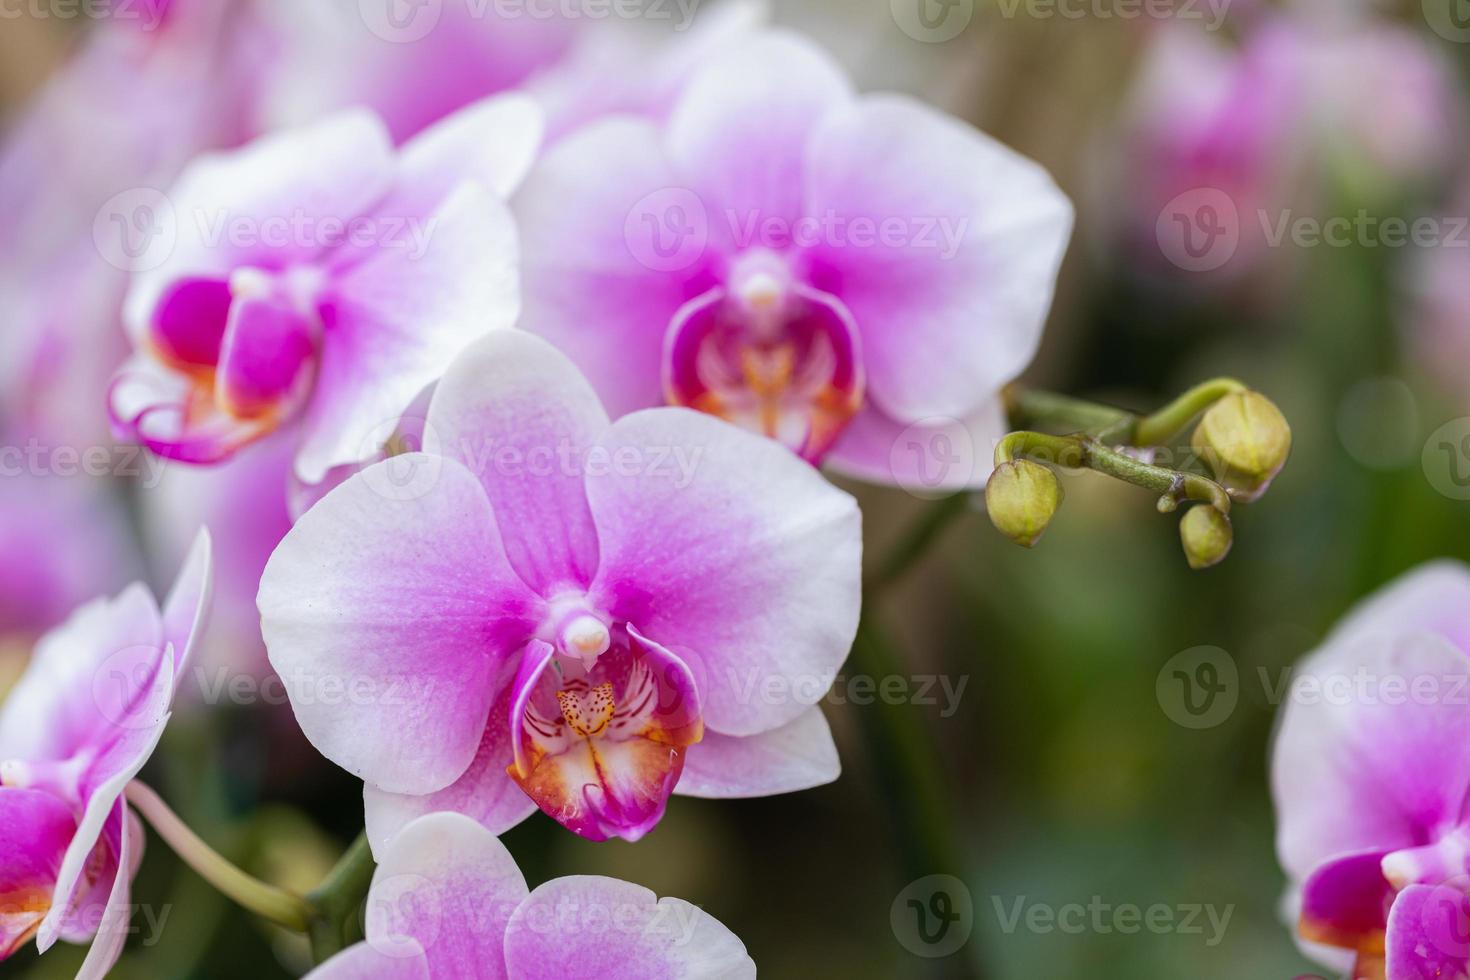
(1179, 505, 1233, 570)
(985, 460, 1063, 548)
(1191, 391, 1292, 501)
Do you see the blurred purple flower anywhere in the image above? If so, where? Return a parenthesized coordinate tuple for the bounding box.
(516, 30, 1072, 488)
(1272, 562, 1470, 980)
(110, 97, 539, 485)
(0, 533, 211, 976)
(307, 812, 754, 979)
(258, 332, 859, 847)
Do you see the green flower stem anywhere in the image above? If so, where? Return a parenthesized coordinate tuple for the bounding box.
(125, 781, 312, 933)
(306, 831, 376, 963)
(1130, 377, 1247, 448)
(996, 431, 1231, 513)
(1003, 384, 1133, 436)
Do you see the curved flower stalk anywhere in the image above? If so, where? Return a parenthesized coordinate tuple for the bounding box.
(109, 95, 541, 487)
(515, 29, 1073, 488)
(258, 332, 860, 849)
(307, 812, 754, 979)
(986, 379, 1291, 569)
(0, 531, 212, 976)
(1272, 562, 1470, 980)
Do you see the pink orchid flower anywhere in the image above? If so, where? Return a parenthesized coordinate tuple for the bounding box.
(0, 531, 211, 977)
(307, 812, 754, 979)
(258, 331, 859, 848)
(109, 95, 540, 486)
(515, 30, 1073, 490)
(1272, 562, 1470, 980)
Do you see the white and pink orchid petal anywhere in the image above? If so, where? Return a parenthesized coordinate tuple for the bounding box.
(425, 332, 607, 597)
(306, 939, 430, 980)
(0, 584, 163, 762)
(259, 455, 542, 796)
(1273, 631, 1470, 883)
(665, 31, 852, 243)
(160, 528, 214, 692)
(362, 813, 529, 980)
(73, 803, 143, 980)
(124, 109, 396, 341)
(295, 184, 520, 486)
(394, 93, 543, 209)
(676, 706, 839, 799)
(515, 118, 699, 418)
(803, 94, 1073, 422)
(1295, 848, 1396, 952)
(824, 396, 1008, 492)
(1321, 560, 1470, 655)
(364, 660, 540, 858)
(0, 787, 73, 960)
(38, 644, 173, 952)
(503, 876, 755, 980)
(587, 409, 861, 737)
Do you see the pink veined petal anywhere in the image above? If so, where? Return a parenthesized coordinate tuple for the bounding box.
(1386, 883, 1470, 980)
(361, 813, 529, 980)
(38, 644, 174, 952)
(258, 455, 543, 796)
(73, 804, 142, 980)
(586, 408, 862, 737)
(502, 876, 755, 980)
(824, 395, 1008, 492)
(802, 94, 1074, 422)
(1273, 631, 1470, 883)
(0, 583, 163, 763)
(305, 939, 430, 980)
(296, 183, 520, 486)
(507, 630, 702, 842)
(675, 706, 839, 799)
(1296, 849, 1396, 952)
(515, 117, 704, 419)
(424, 331, 607, 597)
(123, 109, 396, 341)
(664, 31, 853, 246)
(0, 787, 73, 960)
(363, 659, 539, 859)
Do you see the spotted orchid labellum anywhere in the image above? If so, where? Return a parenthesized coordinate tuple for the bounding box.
(258, 331, 860, 848)
(0, 531, 211, 976)
(308, 812, 754, 979)
(1272, 562, 1470, 980)
(516, 30, 1073, 488)
(109, 95, 540, 487)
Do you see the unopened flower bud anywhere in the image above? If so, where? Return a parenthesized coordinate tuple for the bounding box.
(985, 459, 1062, 548)
(1192, 391, 1292, 501)
(1180, 505, 1233, 570)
